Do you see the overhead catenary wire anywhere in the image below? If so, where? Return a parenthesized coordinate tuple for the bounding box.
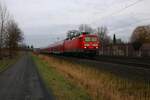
(91, 0, 144, 25)
(109, 0, 144, 17)
(92, 0, 149, 35)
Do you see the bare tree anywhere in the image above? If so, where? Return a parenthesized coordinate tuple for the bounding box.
(96, 26, 110, 55)
(0, 3, 9, 58)
(131, 26, 150, 43)
(5, 19, 23, 57)
(97, 26, 111, 45)
(130, 25, 150, 56)
(131, 25, 150, 52)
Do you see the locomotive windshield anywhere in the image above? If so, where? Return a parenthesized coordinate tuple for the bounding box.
(85, 37, 97, 42)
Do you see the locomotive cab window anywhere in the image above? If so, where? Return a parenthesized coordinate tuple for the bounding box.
(91, 37, 97, 42)
(85, 37, 97, 42)
(85, 37, 91, 42)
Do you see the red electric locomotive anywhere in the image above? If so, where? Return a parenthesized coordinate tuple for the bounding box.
(63, 31, 99, 56)
(40, 31, 100, 56)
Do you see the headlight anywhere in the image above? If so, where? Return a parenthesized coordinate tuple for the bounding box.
(93, 44, 98, 46)
(84, 44, 90, 46)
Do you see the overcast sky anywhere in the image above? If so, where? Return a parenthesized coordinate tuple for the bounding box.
(1, 0, 150, 47)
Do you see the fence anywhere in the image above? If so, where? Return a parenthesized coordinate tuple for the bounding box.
(98, 43, 150, 57)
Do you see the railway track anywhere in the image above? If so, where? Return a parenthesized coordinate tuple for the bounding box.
(50, 54, 150, 81)
(93, 56, 150, 69)
(51, 54, 150, 70)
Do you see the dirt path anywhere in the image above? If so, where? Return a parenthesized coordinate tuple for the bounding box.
(0, 54, 53, 100)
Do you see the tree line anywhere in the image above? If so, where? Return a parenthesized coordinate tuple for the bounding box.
(0, 3, 23, 59)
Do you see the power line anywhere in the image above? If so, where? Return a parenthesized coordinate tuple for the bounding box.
(110, 0, 143, 16)
(91, 0, 144, 24)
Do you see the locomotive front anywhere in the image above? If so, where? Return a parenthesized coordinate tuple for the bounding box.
(64, 31, 100, 56)
(80, 33, 100, 55)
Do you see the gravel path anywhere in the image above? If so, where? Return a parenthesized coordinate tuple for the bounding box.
(0, 54, 53, 100)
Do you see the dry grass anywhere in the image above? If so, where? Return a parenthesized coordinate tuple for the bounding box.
(33, 55, 90, 100)
(0, 51, 24, 73)
(38, 55, 150, 100)
(0, 58, 18, 73)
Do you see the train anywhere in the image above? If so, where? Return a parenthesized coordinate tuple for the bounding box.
(40, 31, 100, 56)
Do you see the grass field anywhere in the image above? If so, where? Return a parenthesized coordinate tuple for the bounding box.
(0, 58, 18, 73)
(34, 54, 150, 100)
(33, 55, 90, 100)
